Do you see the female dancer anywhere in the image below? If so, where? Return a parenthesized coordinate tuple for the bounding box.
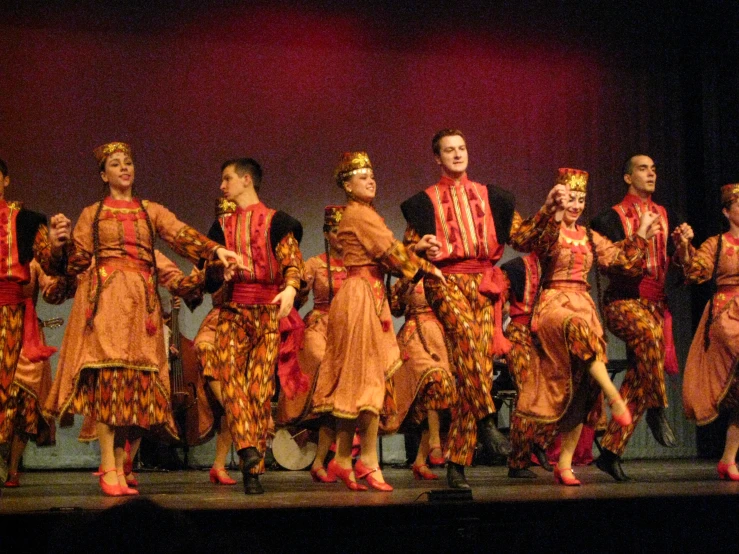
(312, 152, 444, 491)
(276, 205, 347, 483)
(39, 142, 241, 496)
(675, 183, 739, 480)
(519, 168, 659, 485)
(383, 278, 456, 480)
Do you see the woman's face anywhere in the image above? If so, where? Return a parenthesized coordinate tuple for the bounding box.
(344, 170, 376, 203)
(723, 200, 739, 230)
(101, 151, 135, 191)
(562, 190, 586, 226)
(325, 226, 342, 254)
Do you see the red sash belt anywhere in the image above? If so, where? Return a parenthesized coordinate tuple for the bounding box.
(438, 259, 511, 355)
(639, 277, 678, 375)
(231, 283, 280, 305)
(0, 281, 56, 363)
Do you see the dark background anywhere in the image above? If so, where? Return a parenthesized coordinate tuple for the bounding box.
(2, 0, 739, 463)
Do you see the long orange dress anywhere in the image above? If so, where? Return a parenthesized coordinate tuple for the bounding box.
(39, 198, 219, 437)
(312, 201, 435, 419)
(519, 224, 646, 426)
(276, 252, 346, 426)
(682, 233, 739, 425)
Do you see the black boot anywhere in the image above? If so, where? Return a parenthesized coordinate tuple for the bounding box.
(447, 462, 471, 489)
(595, 449, 631, 482)
(477, 415, 512, 457)
(243, 474, 264, 495)
(238, 447, 262, 472)
(646, 408, 677, 448)
(507, 467, 537, 479)
(532, 444, 553, 472)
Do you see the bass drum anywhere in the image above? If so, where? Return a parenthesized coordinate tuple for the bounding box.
(271, 428, 317, 470)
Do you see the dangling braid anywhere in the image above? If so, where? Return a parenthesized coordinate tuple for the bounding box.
(323, 227, 334, 302)
(87, 197, 107, 328)
(586, 225, 607, 344)
(704, 232, 723, 351)
(138, 198, 162, 312)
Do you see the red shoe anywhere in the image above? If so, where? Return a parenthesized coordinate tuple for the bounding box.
(117, 471, 139, 496)
(209, 467, 237, 485)
(717, 461, 739, 481)
(310, 465, 337, 483)
(326, 459, 367, 491)
(609, 396, 633, 427)
(99, 469, 126, 497)
(411, 463, 439, 481)
(354, 459, 393, 492)
(553, 464, 581, 486)
(428, 445, 445, 467)
(125, 472, 139, 487)
(4, 471, 20, 488)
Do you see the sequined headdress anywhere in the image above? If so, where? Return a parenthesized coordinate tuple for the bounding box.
(721, 184, 739, 206)
(93, 142, 133, 166)
(324, 205, 345, 228)
(334, 151, 372, 188)
(556, 168, 589, 193)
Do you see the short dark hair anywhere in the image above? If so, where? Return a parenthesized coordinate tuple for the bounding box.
(432, 129, 466, 156)
(622, 154, 651, 177)
(0, 157, 8, 178)
(221, 158, 263, 193)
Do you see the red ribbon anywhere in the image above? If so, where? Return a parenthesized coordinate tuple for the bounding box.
(479, 265, 512, 356)
(639, 278, 678, 375)
(0, 282, 57, 363)
(278, 308, 309, 399)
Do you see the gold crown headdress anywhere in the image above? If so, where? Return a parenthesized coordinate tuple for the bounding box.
(324, 205, 345, 228)
(334, 151, 372, 188)
(93, 142, 132, 166)
(556, 168, 589, 193)
(721, 184, 739, 206)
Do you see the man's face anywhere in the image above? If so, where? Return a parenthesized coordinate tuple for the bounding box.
(624, 155, 656, 197)
(0, 172, 8, 199)
(435, 135, 468, 178)
(220, 165, 251, 204)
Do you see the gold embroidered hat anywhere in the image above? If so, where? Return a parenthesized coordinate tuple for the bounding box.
(334, 151, 372, 188)
(721, 183, 739, 205)
(324, 205, 345, 228)
(556, 168, 589, 193)
(93, 142, 133, 166)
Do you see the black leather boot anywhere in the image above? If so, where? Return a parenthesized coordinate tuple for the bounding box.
(447, 462, 471, 489)
(532, 444, 553, 472)
(595, 449, 631, 482)
(477, 415, 512, 457)
(507, 467, 537, 479)
(238, 447, 262, 472)
(243, 474, 264, 495)
(646, 408, 677, 448)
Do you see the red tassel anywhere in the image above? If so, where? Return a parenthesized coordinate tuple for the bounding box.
(146, 315, 157, 336)
(663, 308, 679, 375)
(22, 298, 57, 363)
(382, 319, 391, 332)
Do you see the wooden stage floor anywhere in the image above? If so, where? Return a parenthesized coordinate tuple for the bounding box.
(1, 459, 738, 553)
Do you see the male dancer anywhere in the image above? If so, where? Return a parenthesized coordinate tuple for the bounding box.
(0, 158, 51, 484)
(206, 158, 305, 494)
(401, 130, 563, 488)
(590, 154, 679, 481)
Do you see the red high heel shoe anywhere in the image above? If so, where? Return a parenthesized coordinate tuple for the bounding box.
(412, 463, 439, 481)
(354, 459, 393, 491)
(609, 396, 633, 427)
(125, 472, 139, 487)
(4, 471, 20, 488)
(117, 471, 139, 495)
(553, 465, 581, 486)
(717, 461, 739, 481)
(99, 469, 126, 497)
(310, 465, 337, 483)
(428, 445, 445, 466)
(327, 459, 367, 491)
(209, 467, 237, 485)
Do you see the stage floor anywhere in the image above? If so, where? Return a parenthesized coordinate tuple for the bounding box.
(2, 460, 738, 553)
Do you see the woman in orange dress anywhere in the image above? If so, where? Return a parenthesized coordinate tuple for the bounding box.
(312, 152, 443, 491)
(39, 142, 241, 496)
(277, 205, 347, 483)
(520, 168, 659, 486)
(383, 278, 455, 480)
(675, 183, 739, 481)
